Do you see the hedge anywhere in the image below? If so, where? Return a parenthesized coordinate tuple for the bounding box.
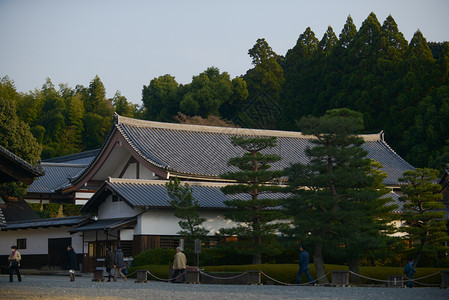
(28, 203, 83, 218)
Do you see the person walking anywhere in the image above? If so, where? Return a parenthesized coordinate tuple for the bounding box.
(297, 245, 316, 285)
(404, 257, 416, 288)
(105, 245, 114, 282)
(171, 247, 187, 283)
(114, 245, 127, 282)
(8, 245, 22, 282)
(67, 245, 78, 282)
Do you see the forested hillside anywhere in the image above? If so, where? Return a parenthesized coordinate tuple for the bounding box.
(1, 13, 448, 170)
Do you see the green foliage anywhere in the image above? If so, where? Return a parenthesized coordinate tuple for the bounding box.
(62, 204, 83, 216)
(166, 177, 208, 240)
(219, 136, 287, 264)
(42, 203, 61, 218)
(0, 80, 42, 163)
(131, 248, 176, 267)
(399, 168, 449, 266)
(28, 203, 82, 218)
(285, 109, 398, 283)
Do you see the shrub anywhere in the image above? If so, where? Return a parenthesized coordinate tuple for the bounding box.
(62, 204, 82, 216)
(131, 248, 176, 267)
(36, 210, 50, 219)
(43, 203, 61, 218)
(29, 203, 42, 212)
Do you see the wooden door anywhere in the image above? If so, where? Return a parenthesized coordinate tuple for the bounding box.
(48, 237, 72, 270)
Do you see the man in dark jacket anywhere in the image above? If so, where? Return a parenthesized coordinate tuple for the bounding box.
(297, 245, 316, 285)
(105, 245, 115, 282)
(67, 245, 78, 282)
(404, 257, 416, 288)
(114, 245, 127, 282)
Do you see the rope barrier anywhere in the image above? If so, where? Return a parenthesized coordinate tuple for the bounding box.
(199, 271, 249, 280)
(128, 268, 442, 288)
(146, 270, 185, 282)
(349, 271, 388, 283)
(413, 272, 441, 281)
(349, 270, 441, 286)
(260, 271, 330, 286)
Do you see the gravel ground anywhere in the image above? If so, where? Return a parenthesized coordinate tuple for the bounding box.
(0, 274, 447, 300)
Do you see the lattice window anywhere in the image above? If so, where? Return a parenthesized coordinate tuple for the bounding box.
(17, 238, 26, 250)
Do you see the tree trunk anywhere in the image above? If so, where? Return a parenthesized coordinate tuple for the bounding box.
(252, 233, 262, 264)
(313, 243, 329, 283)
(348, 257, 361, 285)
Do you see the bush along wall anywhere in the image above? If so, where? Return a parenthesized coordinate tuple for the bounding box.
(28, 203, 83, 218)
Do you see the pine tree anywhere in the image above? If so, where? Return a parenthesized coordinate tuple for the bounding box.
(166, 177, 208, 241)
(399, 168, 449, 266)
(285, 109, 396, 283)
(220, 136, 286, 264)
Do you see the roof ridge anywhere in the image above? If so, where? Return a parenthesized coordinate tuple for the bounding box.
(41, 162, 89, 167)
(108, 178, 232, 187)
(115, 114, 382, 141)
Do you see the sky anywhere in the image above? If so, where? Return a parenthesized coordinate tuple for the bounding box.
(1, 0, 448, 104)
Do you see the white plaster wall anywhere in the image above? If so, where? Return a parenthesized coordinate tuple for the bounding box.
(0, 227, 83, 255)
(97, 195, 137, 219)
(122, 162, 157, 180)
(138, 209, 236, 236)
(122, 163, 137, 179)
(389, 220, 407, 237)
(139, 166, 157, 180)
(120, 229, 134, 241)
(25, 199, 50, 204)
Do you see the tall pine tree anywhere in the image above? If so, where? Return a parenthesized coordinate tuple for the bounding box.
(220, 136, 286, 264)
(399, 168, 449, 266)
(285, 109, 396, 283)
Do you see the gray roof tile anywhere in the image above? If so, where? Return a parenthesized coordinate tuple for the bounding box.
(2, 216, 88, 230)
(27, 163, 87, 193)
(115, 116, 414, 185)
(43, 149, 99, 164)
(84, 179, 289, 212)
(68, 216, 136, 232)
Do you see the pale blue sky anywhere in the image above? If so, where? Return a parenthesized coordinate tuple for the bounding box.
(1, 0, 448, 104)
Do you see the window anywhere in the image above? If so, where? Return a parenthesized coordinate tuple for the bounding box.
(112, 195, 119, 202)
(17, 238, 26, 249)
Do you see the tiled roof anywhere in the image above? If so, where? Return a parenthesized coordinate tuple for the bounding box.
(68, 216, 137, 233)
(0, 145, 44, 183)
(1, 215, 88, 231)
(43, 149, 100, 164)
(27, 163, 87, 193)
(114, 115, 414, 185)
(82, 179, 289, 212)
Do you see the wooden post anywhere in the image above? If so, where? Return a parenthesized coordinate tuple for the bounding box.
(185, 269, 200, 284)
(388, 275, 403, 288)
(441, 271, 449, 289)
(92, 269, 104, 282)
(135, 269, 148, 283)
(246, 271, 261, 285)
(331, 270, 349, 286)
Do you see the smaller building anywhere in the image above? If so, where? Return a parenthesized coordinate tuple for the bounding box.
(0, 216, 88, 271)
(0, 145, 88, 271)
(25, 149, 99, 205)
(69, 178, 287, 271)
